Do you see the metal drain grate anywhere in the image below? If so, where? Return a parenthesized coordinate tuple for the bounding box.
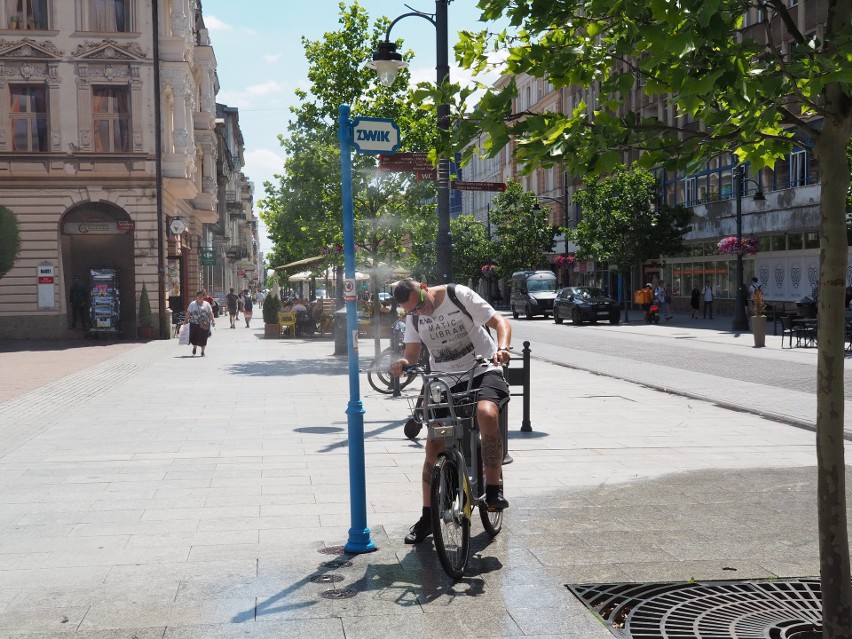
(311, 573, 344, 584)
(318, 545, 347, 555)
(319, 588, 357, 599)
(567, 578, 823, 638)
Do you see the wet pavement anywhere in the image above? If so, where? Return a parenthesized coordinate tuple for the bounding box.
(0, 319, 846, 638)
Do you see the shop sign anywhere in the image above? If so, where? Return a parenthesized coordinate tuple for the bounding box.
(200, 249, 215, 266)
(63, 222, 131, 235)
(37, 262, 55, 309)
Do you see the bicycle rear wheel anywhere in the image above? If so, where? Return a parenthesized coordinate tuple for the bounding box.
(367, 347, 415, 394)
(430, 455, 470, 579)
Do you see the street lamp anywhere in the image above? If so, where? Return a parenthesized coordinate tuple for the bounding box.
(368, 1, 453, 284)
(732, 164, 766, 332)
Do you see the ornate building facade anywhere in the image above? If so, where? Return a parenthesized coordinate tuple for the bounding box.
(0, 0, 256, 338)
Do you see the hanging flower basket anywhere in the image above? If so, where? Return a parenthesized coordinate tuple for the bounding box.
(554, 255, 575, 269)
(717, 236, 760, 256)
(481, 264, 498, 278)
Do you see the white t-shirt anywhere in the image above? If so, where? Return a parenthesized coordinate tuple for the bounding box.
(403, 284, 497, 375)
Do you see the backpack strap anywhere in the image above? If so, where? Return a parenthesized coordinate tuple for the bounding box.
(446, 283, 473, 321)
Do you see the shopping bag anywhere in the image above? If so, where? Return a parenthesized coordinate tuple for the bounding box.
(178, 323, 190, 345)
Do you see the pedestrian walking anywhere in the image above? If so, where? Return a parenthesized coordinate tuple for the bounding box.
(656, 281, 672, 320)
(184, 290, 215, 357)
(242, 290, 253, 327)
(225, 288, 238, 328)
(702, 281, 714, 319)
(690, 287, 700, 319)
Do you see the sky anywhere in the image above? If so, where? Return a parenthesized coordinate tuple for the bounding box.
(201, 0, 506, 256)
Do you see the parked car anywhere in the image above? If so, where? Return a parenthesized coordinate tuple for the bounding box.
(553, 287, 620, 325)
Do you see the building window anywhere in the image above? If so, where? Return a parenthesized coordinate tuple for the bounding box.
(5, 0, 49, 30)
(789, 149, 806, 187)
(10, 85, 48, 152)
(92, 86, 130, 152)
(85, 0, 130, 32)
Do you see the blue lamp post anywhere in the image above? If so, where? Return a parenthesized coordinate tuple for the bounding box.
(369, 1, 452, 283)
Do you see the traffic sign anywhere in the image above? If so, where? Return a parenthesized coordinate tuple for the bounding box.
(451, 180, 507, 192)
(351, 117, 400, 155)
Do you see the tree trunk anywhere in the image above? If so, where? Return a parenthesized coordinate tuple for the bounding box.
(813, 79, 852, 637)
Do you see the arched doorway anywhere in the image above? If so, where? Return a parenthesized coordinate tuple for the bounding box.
(60, 202, 136, 336)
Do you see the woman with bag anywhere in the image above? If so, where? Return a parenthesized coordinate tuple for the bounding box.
(184, 290, 215, 357)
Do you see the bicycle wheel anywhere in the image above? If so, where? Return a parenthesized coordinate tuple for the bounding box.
(430, 454, 470, 579)
(367, 347, 415, 394)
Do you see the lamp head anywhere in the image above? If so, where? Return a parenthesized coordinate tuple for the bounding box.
(367, 41, 408, 87)
(752, 190, 766, 202)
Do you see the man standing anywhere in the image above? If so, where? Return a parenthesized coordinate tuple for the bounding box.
(390, 278, 512, 544)
(225, 288, 239, 328)
(702, 281, 714, 319)
(69, 275, 89, 330)
(748, 277, 762, 316)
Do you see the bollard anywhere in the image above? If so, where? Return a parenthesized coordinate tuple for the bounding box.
(503, 340, 532, 433)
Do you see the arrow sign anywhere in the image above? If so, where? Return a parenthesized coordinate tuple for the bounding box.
(351, 117, 400, 155)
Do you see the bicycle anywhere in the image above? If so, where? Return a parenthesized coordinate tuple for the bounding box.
(404, 358, 504, 579)
(366, 319, 428, 394)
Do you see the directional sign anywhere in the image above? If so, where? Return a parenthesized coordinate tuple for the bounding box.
(351, 117, 400, 155)
(378, 152, 433, 173)
(451, 180, 507, 192)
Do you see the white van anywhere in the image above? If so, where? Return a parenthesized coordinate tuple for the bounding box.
(510, 270, 558, 319)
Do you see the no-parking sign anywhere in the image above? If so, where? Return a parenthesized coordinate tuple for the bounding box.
(343, 277, 357, 302)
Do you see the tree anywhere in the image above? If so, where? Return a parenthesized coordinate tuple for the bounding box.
(259, 2, 438, 278)
(450, 214, 494, 285)
(571, 167, 691, 319)
(0, 205, 21, 280)
(448, 0, 851, 633)
(489, 181, 557, 276)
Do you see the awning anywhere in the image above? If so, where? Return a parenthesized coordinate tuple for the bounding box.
(274, 255, 325, 270)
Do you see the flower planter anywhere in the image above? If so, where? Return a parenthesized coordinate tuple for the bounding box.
(264, 323, 280, 338)
(752, 315, 767, 347)
(137, 326, 155, 340)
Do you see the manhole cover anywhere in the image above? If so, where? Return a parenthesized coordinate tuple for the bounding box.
(567, 578, 824, 638)
(319, 588, 357, 599)
(311, 573, 344, 584)
(321, 559, 353, 569)
(318, 545, 347, 555)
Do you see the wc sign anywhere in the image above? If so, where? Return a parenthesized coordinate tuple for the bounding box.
(351, 117, 400, 155)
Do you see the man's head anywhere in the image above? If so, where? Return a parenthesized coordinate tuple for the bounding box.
(752, 277, 758, 283)
(229, 288, 234, 293)
(393, 279, 432, 316)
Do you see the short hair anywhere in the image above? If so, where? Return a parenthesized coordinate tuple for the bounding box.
(196, 289, 205, 296)
(393, 279, 418, 304)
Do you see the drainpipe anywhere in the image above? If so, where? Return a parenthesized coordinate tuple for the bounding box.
(152, 0, 167, 338)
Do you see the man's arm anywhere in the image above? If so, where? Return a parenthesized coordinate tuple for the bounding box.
(390, 342, 422, 377)
(486, 313, 512, 366)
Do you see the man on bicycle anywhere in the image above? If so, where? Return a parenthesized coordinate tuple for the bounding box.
(390, 278, 512, 544)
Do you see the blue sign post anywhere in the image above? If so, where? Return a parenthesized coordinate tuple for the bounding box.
(338, 105, 399, 554)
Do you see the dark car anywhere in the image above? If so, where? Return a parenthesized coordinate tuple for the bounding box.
(553, 287, 620, 325)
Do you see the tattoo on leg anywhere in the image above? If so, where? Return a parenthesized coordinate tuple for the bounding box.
(481, 433, 502, 469)
(422, 461, 434, 485)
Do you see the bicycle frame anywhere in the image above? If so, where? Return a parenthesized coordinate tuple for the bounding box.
(414, 369, 485, 507)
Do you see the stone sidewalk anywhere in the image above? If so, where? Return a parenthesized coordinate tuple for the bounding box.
(0, 325, 841, 638)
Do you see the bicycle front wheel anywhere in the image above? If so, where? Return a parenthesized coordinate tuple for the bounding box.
(430, 455, 470, 579)
(367, 347, 415, 394)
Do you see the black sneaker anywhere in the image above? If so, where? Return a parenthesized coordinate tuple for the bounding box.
(404, 515, 432, 544)
(484, 490, 509, 512)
